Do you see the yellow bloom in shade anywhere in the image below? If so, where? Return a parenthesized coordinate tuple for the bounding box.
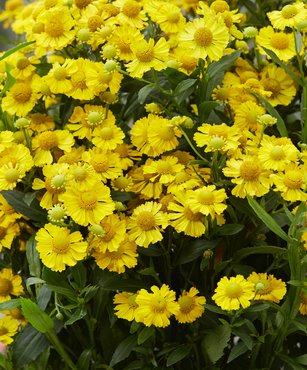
(143, 156, 185, 185)
(234, 101, 265, 132)
(35, 223, 88, 272)
(268, 2, 307, 30)
(127, 37, 169, 78)
(247, 272, 286, 303)
(212, 275, 255, 311)
(127, 201, 169, 248)
(271, 164, 307, 202)
(59, 182, 115, 226)
(135, 284, 180, 327)
(44, 61, 73, 94)
(223, 156, 272, 198)
(92, 236, 138, 273)
(129, 165, 163, 200)
(0, 218, 20, 251)
(168, 192, 206, 237)
(113, 291, 139, 321)
(0, 268, 23, 302)
(175, 287, 206, 324)
(114, 0, 147, 28)
(256, 26, 296, 62)
(0, 316, 19, 345)
(299, 290, 307, 316)
(178, 17, 229, 61)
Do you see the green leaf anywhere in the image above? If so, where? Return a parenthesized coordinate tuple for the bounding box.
(109, 335, 137, 367)
(26, 236, 41, 277)
(199, 101, 220, 123)
(166, 344, 191, 367)
(0, 63, 16, 97)
(245, 303, 270, 313)
(37, 285, 52, 311)
(65, 307, 87, 325)
(215, 224, 244, 236)
(0, 299, 20, 311)
(295, 354, 307, 365)
(96, 270, 148, 291)
(138, 84, 155, 104)
(137, 327, 155, 345)
(175, 239, 221, 265)
(276, 352, 306, 370)
(204, 304, 229, 315)
(42, 267, 73, 290)
(1, 190, 47, 224)
(45, 285, 77, 302)
(232, 246, 286, 263)
(202, 324, 231, 364)
(12, 326, 49, 368)
(20, 298, 54, 333)
(227, 342, 250, 363)
(174, 79, 197, 104)
(26, 277, 45, 288)
(0, 41, 35, 62)
(71, 262, 87, 289)
(77, 349, 92, 370)
(247, 196, 289, 242)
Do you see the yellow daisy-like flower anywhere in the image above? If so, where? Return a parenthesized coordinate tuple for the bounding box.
(267, 2, 307, 30)
(0, 316, 19, 345)
(129, 165, 163, 200)
(0, 0, 24, 28)
(113, 291, 139, 321)
(168, 192, 206, 237)
(256, 26, 296, 62)
(260, 64, 297, 107)
(0, 131, 14, 152)
(127, 201, 169, 248)
(143, 156, 185, 185)
(114, 0, 147, 28)
(127, 37, 169, 78)
(299, 290, 307, 316)
(271, 164, 307, 202)
(167, 169, 201, 195)
(0, 218, 20, 251)
(212, 275, 255, 311)
(135, 284, 180, 328)
(92, 236, 138, 273)
(247, 272, 287, 303)
(92, 123, 125, 150)
(178, 16, 229, 61)
(35, 223, 88, 272)
(223, 156, 272, 198)
(0, 268, 23, 303)
(233, 101, 265, 132)
(113, 143, 141, 171)
(28, 113, 55, 133)
(43, 61, 73, 95)
(59, 182, 115, 226)
(2, 308, 26, 328)
(175, 287, 206, 324)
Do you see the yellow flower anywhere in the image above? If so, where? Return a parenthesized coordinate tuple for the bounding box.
(111, 174, 134, 192)
(59, 182, 115, 226)
(168, 191, 206, 237)
(92, 123, 125, 150)
(212, 275, 255, 311)
(135, 284, 180, 327)
(127, 37, 170, 78)
(114, 0, 147, 28)
(0, 218, 20, 251)
(271, 164, 307, 202)
(92, 236, 138, 273)
(223, 156, 272, 198)
(113, 143, 141, 171)
(2, 308, 26, 328)
(35, 223, 88, 272)
(0, 268, 23, 302)
(0, 316, 19, 345)
(256, 26, 296, 62)
(148, 2, 186, 35)
(129, 165, 163, 200)
(175, 287, 206, 324)
(299, 289, 307, 315)
(143, 156, 185, 185)
(167, 169, 201, 195)
(0, 0, 24, 28)
(113, 291, 139, 321)
(247, 272, 287, 303)
(44, 61, 73, 94)
(127, 201, 169, 248)
(268, 2, 307, 30)
(178, 16, 229, 61)
(234, 101, 265, 132)
(28, 113, 55, 133)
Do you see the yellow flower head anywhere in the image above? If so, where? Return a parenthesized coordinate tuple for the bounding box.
(143, 156, 185, 185)
(233, 101, 265, 133)
(113, 291, 139, 321)
(114, 0, 147, 28)
(0, 316, 19, 345)
(135, 284, 180, 327)
(268, 2, 307, 30)
(299, 289, 307, 316)
(0, 268, 23, 302)
(35, 223, 88, 272)
(176, 287, 206, 324)
(0, 218, 20, 251)
(212, 275, 255, 311)
(247, 272, 287, 303)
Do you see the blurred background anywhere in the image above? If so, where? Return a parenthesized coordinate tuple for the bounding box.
(0, 0, 14, 51)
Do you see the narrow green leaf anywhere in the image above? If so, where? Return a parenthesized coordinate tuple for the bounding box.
(26, 277, 45, 288)
(215, 224, 244, 236)
(175, 239, 221, 265)
(109, 335, 137, 367)
(0, 41, 35, 62)
(295, 354, 307, 365)
(20, 298, 54, 333)
(245, 303, 270, 313)
(0, 63, 16, 97)
(227, 342, 250, 363)
(138, 84, 155, 104)
(166, 344, 191, 367)
(137, 327, 155, 345)
(174, 79, 196, 104)
(276, 352, 306, 370)
(247, 196, 289, 241)
(65, 307, 87, 325)
(71, 262, 87, 289)
(199, 101, 220, 122)
(45, 284, 77, 302)
(202, 324, 231, 364)
(232, 246, 286, 263)
(0, 299, 20, 311)
(77, 349, 92, 370)
(26, 236, 41, 278)
(37, 285, 52, 311)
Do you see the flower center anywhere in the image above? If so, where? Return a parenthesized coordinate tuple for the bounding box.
(51, 174, 66, 189)
(5, 0, 23, 11)
(0, 327, 8, 336)
(128, 294, 138, 307)
(0, 227, 6, 239)
(194, 27, 213, 47)
(99, 126, 114, 140)
(48, 205, 66, 222)
(71, 71, 87, 89)
(53, 66, 67, 80)
(157, 161, 172, 174)
(167, 11, 180, 23)
(45, 18, 64, 38)
(281, 4, 298, 19)
(208, 136, 225, 150)
(300, 292, 307, 305)
(135, 45, 154, 63)
(73, 167, 87, 181)
(101, 222, 116, 242)
(75, 0, 91, 9)
(240, 160, 261, 181)
(38, 131, 58, 150)
(197, 190, 214, 205)
(113, 176, 129, 189)
(225, 282, 243, 298)
(270, 33, 289, 50)
(184, 207, 203, 221)
(91, 154, 109, 172)
(45, 178, 64, 194)
(44, 0, 57, 9)
(11, 83, 32, 103)
(175, 172, 188, 184)
(87, 111, 105, 126)
(87, 15, 103, 32)
(136, 211, 156, 231)
(16, 57, 30, 70)
(211, 0, 229, 13)
(151, 296, 167, 313)
(52, 237, 70, 254)
(223, 14, 233, 28)
(159, 125, 175, 140)
(262, 78, 281, 97)
(0, 278, 13, 295)
(10, 308, 23, 320)
(32, 22, 45, 34)
(122, 0, 141, 18)
(255, 280, 271, 293)
(79, 191, 98, 209)
(270, 146, 285, 160)
(5, 168, 20, 183)
(178, 295, 194, 313)
(283, 170, 303, 189)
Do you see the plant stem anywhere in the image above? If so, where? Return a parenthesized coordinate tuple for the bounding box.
(180, 128, 210, 165)
(46, 330, 77, 370)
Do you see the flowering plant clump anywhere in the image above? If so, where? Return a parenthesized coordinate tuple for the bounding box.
(0, 0, 307, 368)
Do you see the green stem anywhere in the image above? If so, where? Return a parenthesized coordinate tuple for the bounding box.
(180, 127, 210, 165)
(46, 330, 77, 370)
